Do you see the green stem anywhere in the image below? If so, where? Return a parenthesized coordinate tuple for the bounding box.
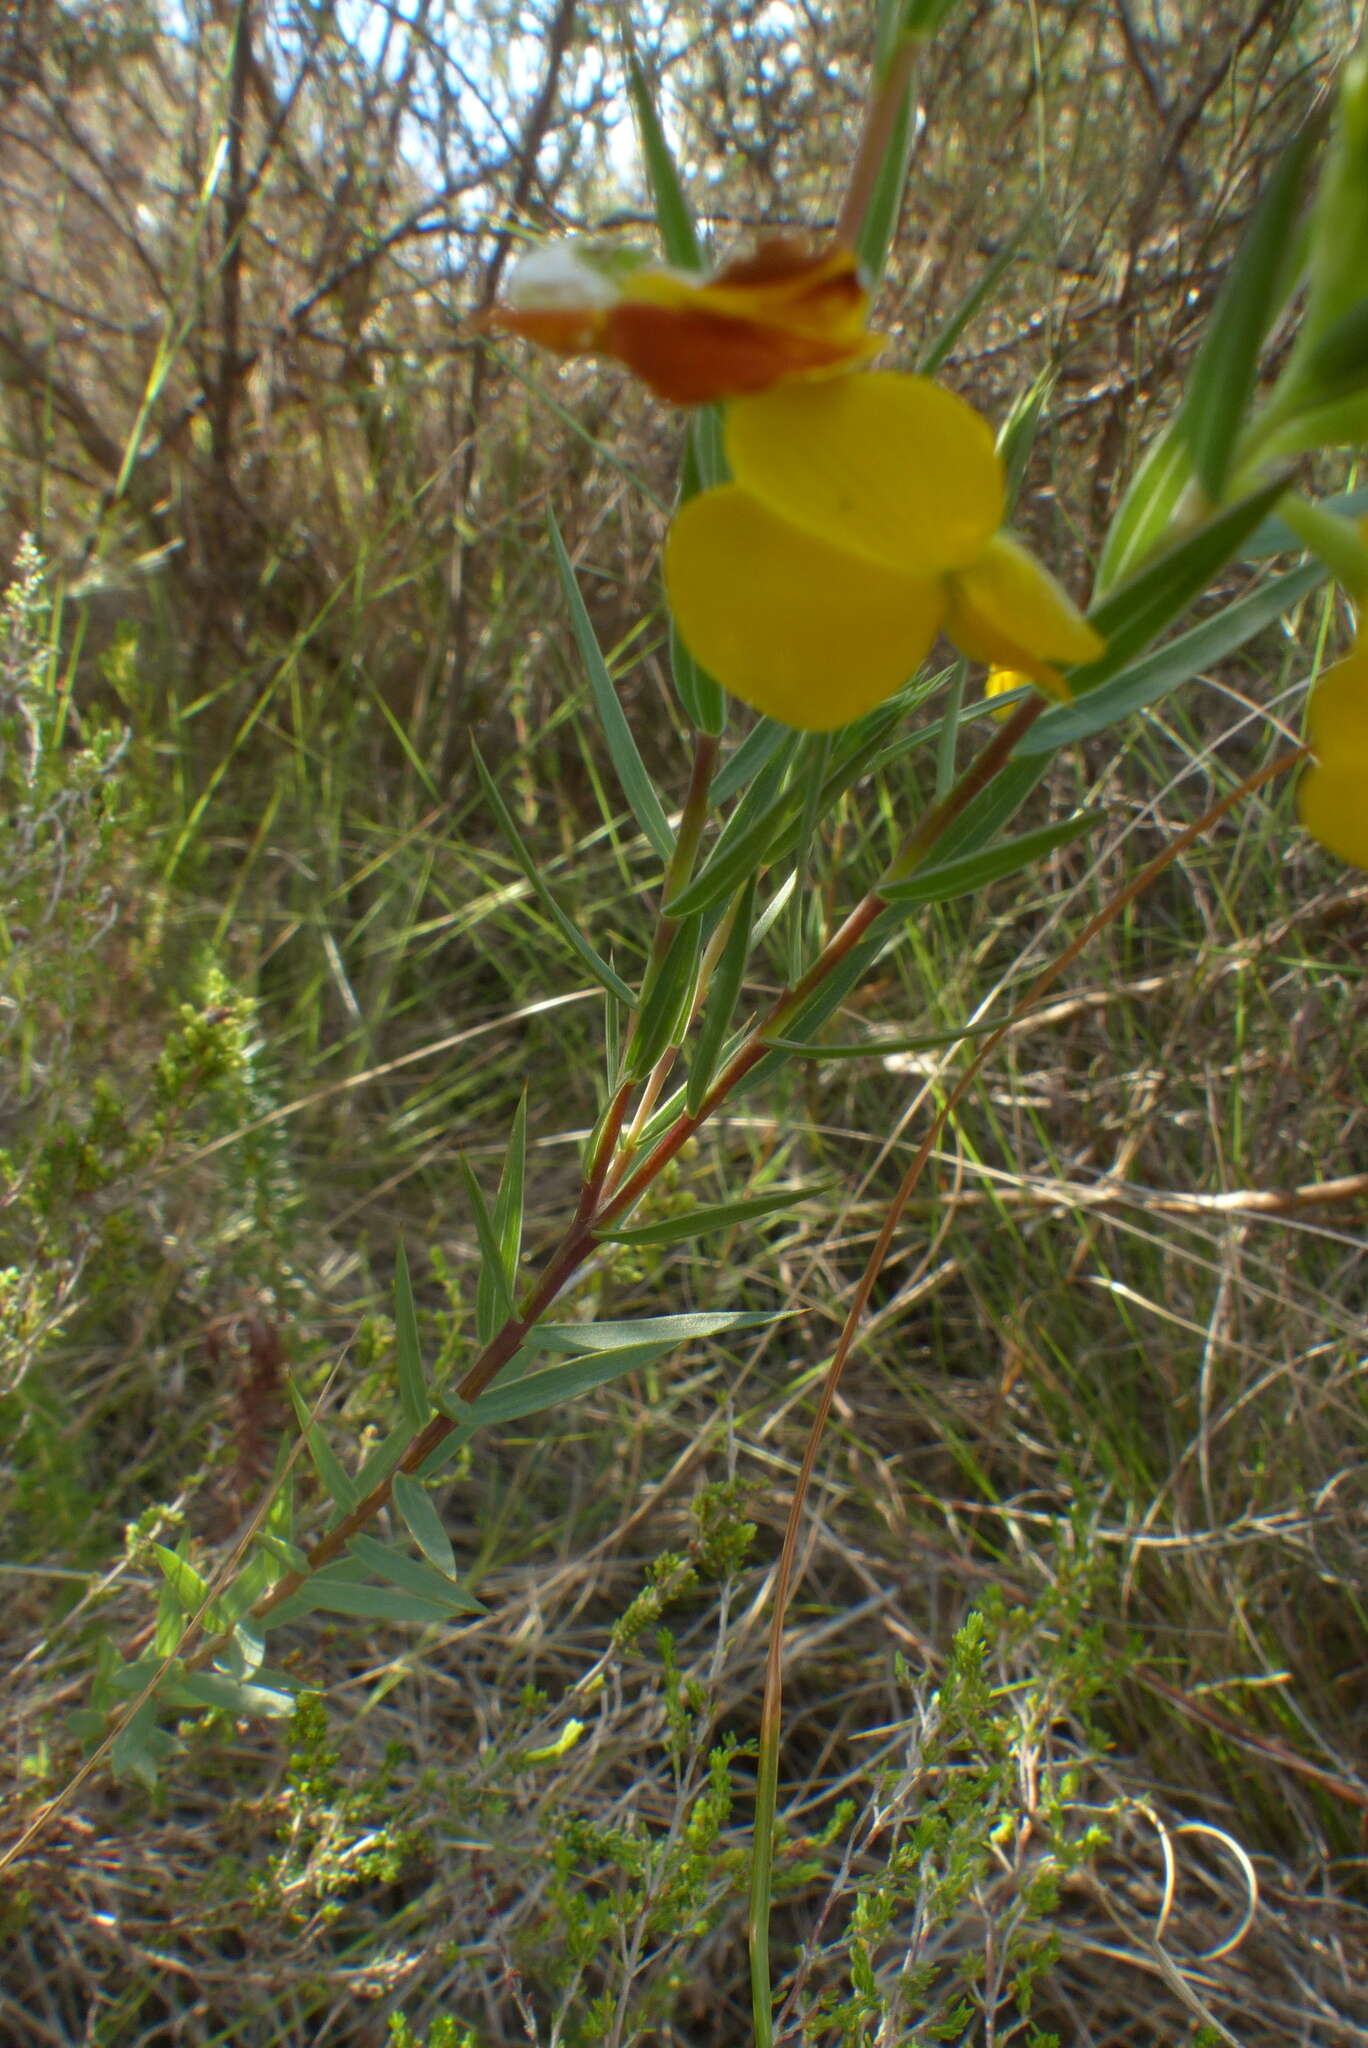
(835, 34, 918, 247)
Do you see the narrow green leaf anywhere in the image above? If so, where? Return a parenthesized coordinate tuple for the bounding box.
(625, 53, 701, 270)
(465, 1340, 687, 1429)
(709, 716, 791, 806)
(687, 875, 757, 1115)
(746, 912, 906, 1094)
(1095, 417, 1193, 597)
(392, 1470, 458, 1578)
(227, 1621, 266, 1679)
(1179, 122, 1319, 500)
(459, 1151, 515, 1347)
(1019, 558, 1324, 754)
(1071, 474, 1291, 693)
(153, 1544, 209, 1617)
(881, 812, 1099, 903)
(393, 1241, 428, 1431)
(173, 1670, 296, 1719)
(765, 1015, 1007, 1060)
(272, 1578, 455, 1627)
(478, 1087, 528, 1344)
(257, 1528, 310, 1576)
(914, 758, 1049, 872)
(285, 1376, 359, 1512)
(349, 1534, 484, 1614)
(215, 1551, 273, 1625)
(997, 366, 1056, 513)
(526, 1310, 776, 1354)
(548, 510, 674, 861)
(350, 1421, 411, 1498)
(597, 1184, 817, 1248)
(1246, 482, 1368, 556)
(667, 734, 803, 915)
(626, 913, 703, 1078)
(473, 747, 637, 1008)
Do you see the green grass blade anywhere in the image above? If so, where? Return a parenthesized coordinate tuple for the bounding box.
(393, 1241, 428, 1431)
(473, 747, 638, 1008)
(918, 232, 1025, 376)
(548, 509, 674, 862)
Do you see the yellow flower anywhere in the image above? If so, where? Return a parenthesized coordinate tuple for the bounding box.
(984, 668, 1034, 718)
(1297, 635, 1368, 868)
(664, 374, 1103, 731)
(489, 237, 879, 404)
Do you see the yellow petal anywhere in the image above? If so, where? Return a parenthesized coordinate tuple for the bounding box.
(665, 486, 945, 730)
(1305, 643, 1368, 763)
(724, 373, 1004, 576)
(944, 532, 1104, 696)
(1297, 764, 1368, 867)
(984, 668, 1034, 720)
